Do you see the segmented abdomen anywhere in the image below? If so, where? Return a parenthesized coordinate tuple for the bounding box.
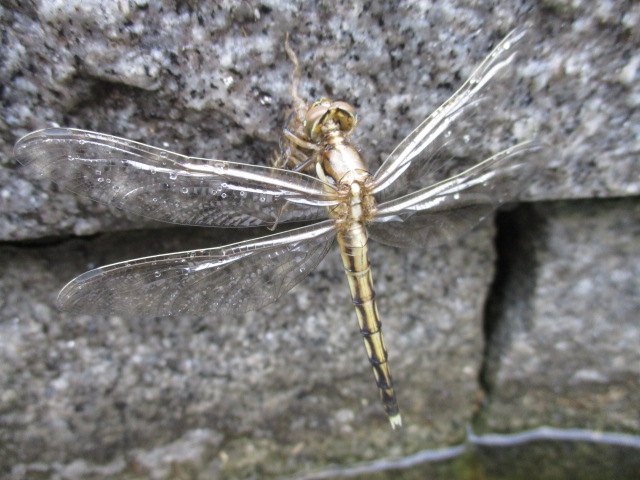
(337, 222, 402, 428)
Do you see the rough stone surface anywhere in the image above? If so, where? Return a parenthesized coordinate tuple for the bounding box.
(0, 223, 494, 478)
(2, 0, 638, 241)
(481, 199, 640, 433)
(1, 0, 639, 479)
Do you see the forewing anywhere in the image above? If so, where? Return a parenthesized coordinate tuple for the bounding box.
(58, 220, 337, 317)
(371, 26, 536, 201)
(15, 128, 338, 227)
(369, 142, 548, 248)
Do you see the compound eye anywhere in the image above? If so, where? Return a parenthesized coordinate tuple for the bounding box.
(306, 102, 330, 127)
(329, 101, 357, 133)
(304, 99, 332, 140)
(331, 101, 355, 117)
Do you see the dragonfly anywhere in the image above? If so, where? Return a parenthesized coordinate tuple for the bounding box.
(14, 27, 546, 429)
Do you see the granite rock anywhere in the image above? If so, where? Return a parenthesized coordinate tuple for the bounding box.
(481, 199, 640, 433)
(1, 1, 638, 241)
(0, 222, 494, 477)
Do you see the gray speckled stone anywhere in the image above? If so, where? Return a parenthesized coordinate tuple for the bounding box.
(2, 1, 638, 241)
(480, 198, 640, 433)
(0, 223, 494, 477)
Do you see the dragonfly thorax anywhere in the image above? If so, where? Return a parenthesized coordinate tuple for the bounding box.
(307, 100, 371, 186)
(330, 180, 377, 228)
(321, 136, 371, 187)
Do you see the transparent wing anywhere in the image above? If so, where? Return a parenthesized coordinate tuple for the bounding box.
(58, 220, 337, 317)
(371, 26, 534, 202)
(369, 142, 548, 248)
(14, 128, 338, 227)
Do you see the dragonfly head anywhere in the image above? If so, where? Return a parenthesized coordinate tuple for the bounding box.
(304, 99, 357, 141)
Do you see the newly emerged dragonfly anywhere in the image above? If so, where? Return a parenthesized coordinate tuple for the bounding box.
(15, 27, 546, 428)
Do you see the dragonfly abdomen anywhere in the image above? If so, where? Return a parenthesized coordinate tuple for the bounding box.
(337, 221, 402, 429)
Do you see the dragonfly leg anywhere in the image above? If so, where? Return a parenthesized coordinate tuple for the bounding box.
(273, 35, 327, 175)
(292, 151, 319, 172)
(272, 128, 320, 173)
(282, 128, 319, 151)
(284, 33, 308, 123)
(271, 145, 302, 169)
(267, 202, 291, 231)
